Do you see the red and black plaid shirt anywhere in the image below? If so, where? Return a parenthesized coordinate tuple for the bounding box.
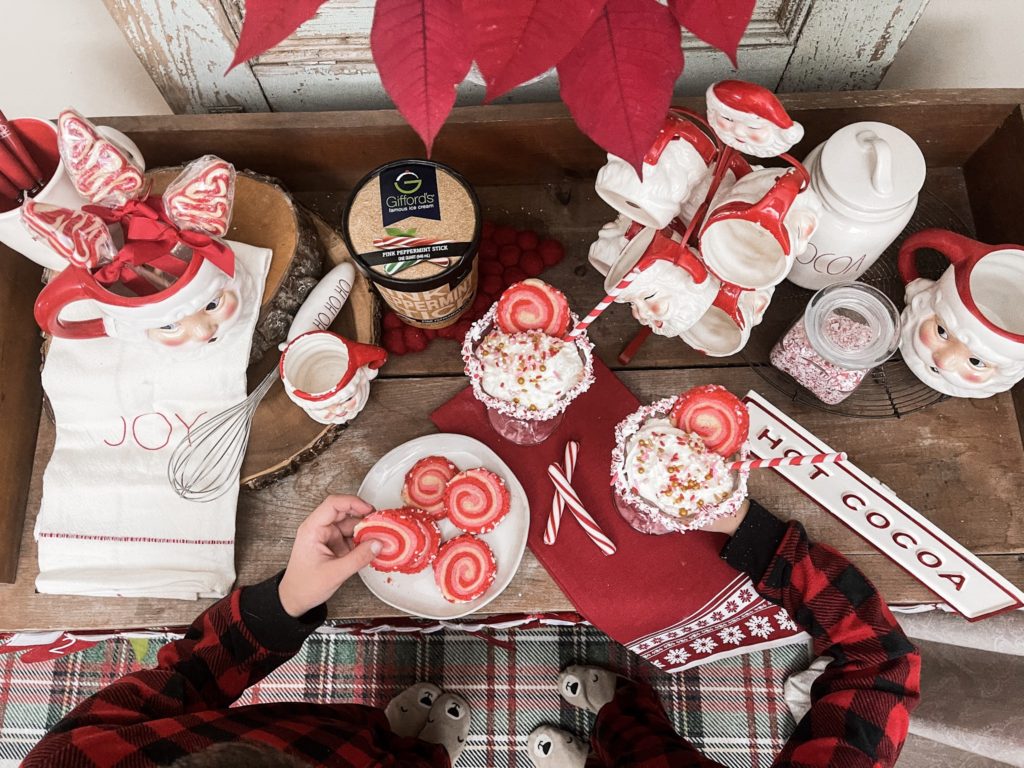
(23, 501, 919, 767)
(21, 574, 448, 767)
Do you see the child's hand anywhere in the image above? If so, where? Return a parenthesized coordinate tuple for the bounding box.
(702, 499, 750, 536)
(278, 495, 381, 618)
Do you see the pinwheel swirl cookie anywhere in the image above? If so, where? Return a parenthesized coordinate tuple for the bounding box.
(433, 534, 497, 603)
(443, 468, 511, 534)
(353, 508, 441, 574)
(401, 455, 459, 520)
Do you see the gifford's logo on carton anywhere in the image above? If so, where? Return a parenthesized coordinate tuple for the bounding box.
(743, 391, 1024, 620)
(381, 165, 441, 226)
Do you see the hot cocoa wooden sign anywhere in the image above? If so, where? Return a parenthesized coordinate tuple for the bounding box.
(743, 391, 1024, 620)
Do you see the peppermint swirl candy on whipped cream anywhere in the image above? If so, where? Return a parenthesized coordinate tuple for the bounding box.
(476, 329, 585, 412)
(623, 418, 736, 518)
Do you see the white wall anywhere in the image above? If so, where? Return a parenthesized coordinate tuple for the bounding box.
(881, 0, 1024, 89)
(0, 0, 1020, 119)
(0, 0, 171, 118)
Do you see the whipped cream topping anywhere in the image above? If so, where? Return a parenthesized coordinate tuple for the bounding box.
(476, 329, 585, 412)
(623, 418, 736, 518)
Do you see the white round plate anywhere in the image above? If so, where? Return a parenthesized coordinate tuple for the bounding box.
(356, 433, 529, 620)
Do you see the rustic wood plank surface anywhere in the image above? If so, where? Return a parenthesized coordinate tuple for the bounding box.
(4, 367, 1022, 631)
(95, 91, 1024, 191)
(102, 0, 269, 114)
(0, 254, 43, 583)
(4, 96, 1024, 629)
(778, 0, 930, 92)
(295, 166, 976, 377)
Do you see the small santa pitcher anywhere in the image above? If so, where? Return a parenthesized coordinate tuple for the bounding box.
(280, 331, 388, 424)
(788, 122, 926, 290)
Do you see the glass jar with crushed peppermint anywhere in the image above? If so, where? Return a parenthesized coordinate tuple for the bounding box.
(770, 282, 901, 404)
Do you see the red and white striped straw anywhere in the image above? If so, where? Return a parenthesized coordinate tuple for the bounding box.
(729, 452, 847, 472)
(564, 263, 650, 341)
(544, 440, 579, 545)
(547, 463, 616, 556)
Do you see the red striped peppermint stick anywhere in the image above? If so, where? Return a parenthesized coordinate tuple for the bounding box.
(544, 440, 579, 545)
(564, 261, 652, 342)
(729, 452, 847, 472)
(547, 463, 616, 556)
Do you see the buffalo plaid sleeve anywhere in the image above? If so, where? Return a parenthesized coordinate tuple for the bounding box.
(34, 571, 323, 738)
(722, 501, 921, 768)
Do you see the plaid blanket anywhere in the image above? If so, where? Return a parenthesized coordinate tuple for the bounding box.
(0, 625, 809, 767)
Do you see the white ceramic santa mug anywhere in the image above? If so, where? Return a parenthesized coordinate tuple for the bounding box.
(704, 80, 804, 158)
(699, 166, 821, 290)
(681, 282, 775, 358)
(898, 229, 1024, 398)
(606, 227, 720, 338)
(594, 109, 749, 230)
(35, 252, 242, 347)
(279, 331, 388, 425)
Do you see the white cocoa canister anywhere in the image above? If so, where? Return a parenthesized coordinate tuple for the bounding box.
(787, 122, 926, 291)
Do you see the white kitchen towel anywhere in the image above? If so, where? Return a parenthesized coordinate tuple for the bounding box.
(35, 242, 271, 600)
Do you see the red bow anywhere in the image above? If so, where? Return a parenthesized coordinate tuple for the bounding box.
(84, 198, 235, 287)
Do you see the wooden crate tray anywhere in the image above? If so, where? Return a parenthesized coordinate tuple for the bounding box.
(2, 90, 1023, 630)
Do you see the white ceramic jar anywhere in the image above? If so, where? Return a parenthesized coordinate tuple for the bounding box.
(787, 122, 926, 290)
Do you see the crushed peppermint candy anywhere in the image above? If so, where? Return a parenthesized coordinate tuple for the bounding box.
(462, 304, 594, 422)
(770, 315, 874, 405)
(610, 397, 749, 534)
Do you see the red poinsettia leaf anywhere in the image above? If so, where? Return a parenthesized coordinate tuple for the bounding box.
(229, 0, 330, 71)
(557, 0, 683, 174)
(668, 0, 756, 67)
(464, 0, 607, 100)
(371, 0, 472, 154)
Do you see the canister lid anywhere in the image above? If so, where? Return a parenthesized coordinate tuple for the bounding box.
(818, 121, 926, 213)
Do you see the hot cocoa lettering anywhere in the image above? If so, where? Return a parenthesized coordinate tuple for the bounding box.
(755, 428, 833, 481)
(842, 493, 967, 591)
(754, 426, 967, 591)
(104, 411, 207, 451)
(795, 243, 867, 277)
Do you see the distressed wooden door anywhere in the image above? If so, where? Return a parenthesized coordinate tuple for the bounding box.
(103, 0, 931, 114)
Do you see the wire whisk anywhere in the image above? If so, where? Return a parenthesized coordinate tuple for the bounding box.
(167, 369, 278, 502)
(167, 261, 356, 502)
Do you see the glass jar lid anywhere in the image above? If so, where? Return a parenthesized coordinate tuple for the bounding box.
(803, 282, 901, 370)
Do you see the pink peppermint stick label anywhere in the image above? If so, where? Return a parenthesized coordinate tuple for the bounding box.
(743, 391, 1024, 620)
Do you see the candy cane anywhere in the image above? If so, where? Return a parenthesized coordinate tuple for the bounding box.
(544, 440, 579, 545)
(547, 463, 616, 556)
(729, 452, 847, 472)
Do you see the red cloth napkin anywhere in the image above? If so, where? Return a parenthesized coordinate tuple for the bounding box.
(432, 360, 802, 672)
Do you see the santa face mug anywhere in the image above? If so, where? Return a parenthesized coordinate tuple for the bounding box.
(681, 282, 775, 357)
(595, 110, 745, 230)
(700, 166, 821, 290)
(606, 227, 719, 338)
(35, 253, 243, 347)
(587, 215, 643, 277)
(705, 80, 804, 158)
(897, 229, 1024, 398)
(279, 331, 388, 425)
